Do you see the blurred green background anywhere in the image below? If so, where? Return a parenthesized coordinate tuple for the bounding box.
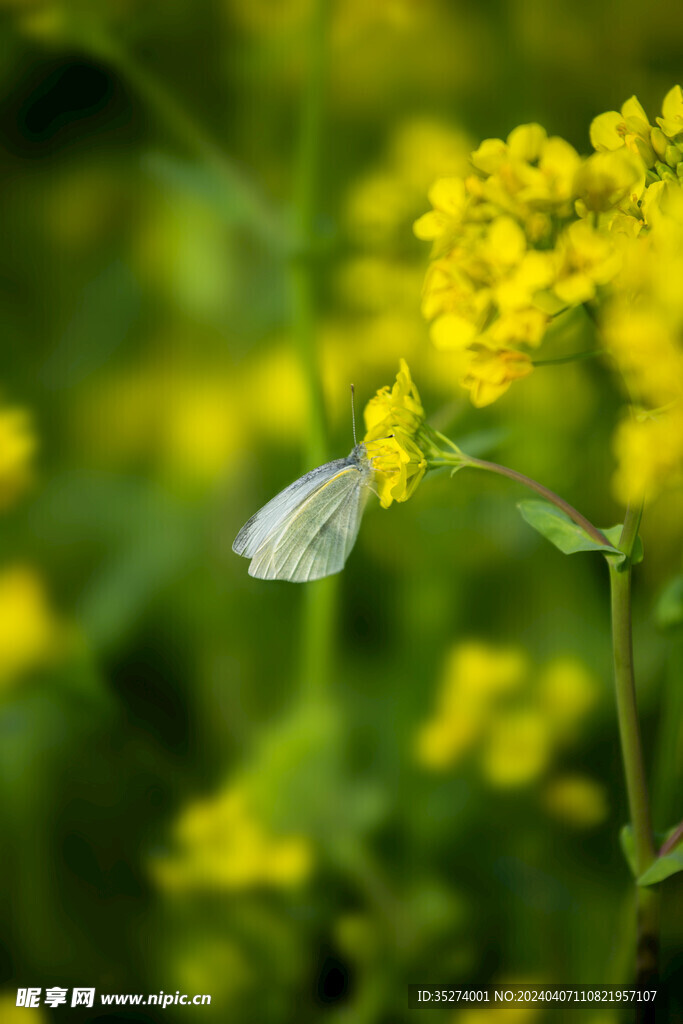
(0, 1, 682, 1021)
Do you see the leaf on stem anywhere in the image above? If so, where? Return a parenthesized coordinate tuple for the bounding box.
(637, 847, 683, 885)
(517, 501, 643, 563)
(620, 824, 683, 886)
(518, 500, 618, 556)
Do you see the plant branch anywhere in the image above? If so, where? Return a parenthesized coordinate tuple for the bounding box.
(608, 499, 659, 1002)
(462, 455, 612, 548)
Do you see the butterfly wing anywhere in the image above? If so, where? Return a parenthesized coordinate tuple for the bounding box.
(233, 456, 353, 560)
(245, 463, 372, 582)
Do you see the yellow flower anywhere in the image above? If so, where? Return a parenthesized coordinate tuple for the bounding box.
(415, 713, 482, 770)
(363, 360, 428, 507)
(415, 94, 683, 410)
(416, 642, 527, 772)
(481, 709, 552, 788)
(416, 644, 603, 788)
(0, 404, 35, 508)
(363, 357, 425, 435)
(590, 95, 655, 168)
(151, 783, 313, 892)
(413, 177, 468, 255)
(365, 431, 427, 509)
(0, 566, 57, 688)
(537, 657, 598, 739)
(443, 642, 528, 702)
(656, 84, 683, 140)
(611, 407, 683, 503)
(553, 220, 621, 305)
(542, 775, 609, 828)
(460, 345, 534, 407)
(414, 124, 587, 406)
(573, 150, 644, 215)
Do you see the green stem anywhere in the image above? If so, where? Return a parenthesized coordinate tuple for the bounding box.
(437, 442, 659, 994)
(608, 501, 659, 998)
(609, 565, 655, 873)
(289, 0, 330, 470)
(461, 455, 612, 548)
(78, 23, 286, 252)
(290, 0, 333, 699)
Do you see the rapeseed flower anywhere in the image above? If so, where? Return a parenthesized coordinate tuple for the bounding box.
(414, 86, 683, 426)
(481, 709, 552, 788)
(415, 641, 527, 771)
(417, 643, 598, 789)
(151, 783, 313, 891)
(460, 345, 534, 408)
(363, 359, 428, 507)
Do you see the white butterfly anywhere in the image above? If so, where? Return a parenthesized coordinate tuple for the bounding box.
(233, 443, 375, 582)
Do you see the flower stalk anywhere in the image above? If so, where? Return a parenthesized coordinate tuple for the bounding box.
(426, 431, 660, 995)
(426, 440, 612, 549)
(609, 502, 659, 999)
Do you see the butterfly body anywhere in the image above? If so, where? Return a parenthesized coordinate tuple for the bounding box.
(233, 443, 374, 582)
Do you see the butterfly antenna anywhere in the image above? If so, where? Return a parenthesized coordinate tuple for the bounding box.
(350, 383, 358, 446)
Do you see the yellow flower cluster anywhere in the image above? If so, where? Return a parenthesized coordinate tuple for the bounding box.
(363, 359, 428, 507)
(151, 783, 313, 892)
(601, 179, 683, 500)
(416, 643, 606, 824)
(413, 88, 683, 418)
(414, 125, 584, 406)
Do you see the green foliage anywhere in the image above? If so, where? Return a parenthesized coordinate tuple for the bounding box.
(518, 501, 644, 564)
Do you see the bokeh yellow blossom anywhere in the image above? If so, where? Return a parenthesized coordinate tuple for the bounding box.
(151, 783, 313, 892)
(0, 404, 35, 508)
(481, 709, 552, 788)
(417, 643, 599, 788)
(0, 566, 58, 688)
(363, 359, 428, 507)
(541, 775, 609, 828)
(460, 345, 534, 408)
(0, 994, 47, 1023)
(537, 657, 598, 741)
(611, 408, 683, 504)
(600, 162, 683, 501)
(416, 643, 527, 769)
(416, 642, 527, 770)
(345, 117, 471, 247)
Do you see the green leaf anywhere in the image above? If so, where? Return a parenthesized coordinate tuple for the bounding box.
(620, 825, 683, 885)
(655, 574, 683, 629)
(638, 847, 683, 886)
(517, 501, 621, 557)
(620, 825, 638, 878)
